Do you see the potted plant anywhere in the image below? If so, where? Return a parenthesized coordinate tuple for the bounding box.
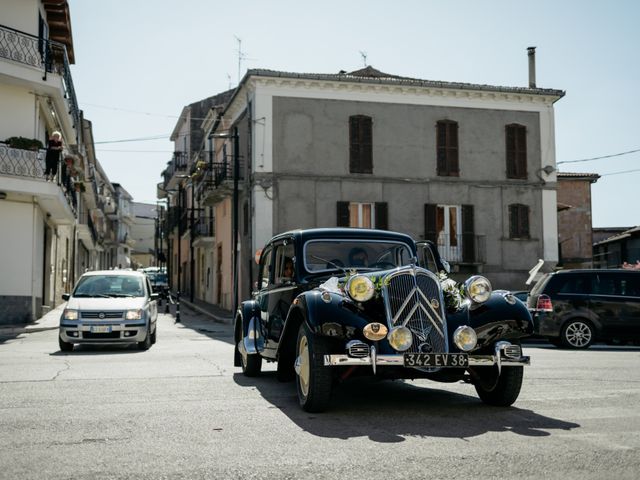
(4, 137, 44, 151)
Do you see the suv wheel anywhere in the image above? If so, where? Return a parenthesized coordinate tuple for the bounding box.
(561, 319, 594, 349)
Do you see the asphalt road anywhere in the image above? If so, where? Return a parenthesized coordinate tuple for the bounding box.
(1, 308, 639, 479)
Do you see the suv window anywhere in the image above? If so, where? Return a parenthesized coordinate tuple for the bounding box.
(548, 273, 592, 295)
(593, 272, 640, 296)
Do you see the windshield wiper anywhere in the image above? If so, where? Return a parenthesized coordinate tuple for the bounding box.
(310, 255, 349, 275)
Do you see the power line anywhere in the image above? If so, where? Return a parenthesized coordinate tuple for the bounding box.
(94, 134, 171, 144)
(558, 148, 640, 165)
(600, 168, 640, 177)
(97, 149, 173, 153)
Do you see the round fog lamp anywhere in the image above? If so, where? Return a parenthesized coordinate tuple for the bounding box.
(347, 275, 375, 302)
(363, 322, 388, 341)
(464, 276, 492, 303)
(387, 326, 413, 352)
(453, 325, 477, 351)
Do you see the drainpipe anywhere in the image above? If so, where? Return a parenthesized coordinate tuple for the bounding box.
(32, 199, 38, 321)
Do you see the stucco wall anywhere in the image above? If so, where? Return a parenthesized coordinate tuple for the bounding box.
(3, 0, 39, 35)
(270, 96, 547, 287)
(0, 84, 38, 141)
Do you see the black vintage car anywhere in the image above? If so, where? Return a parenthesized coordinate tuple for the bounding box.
(234, 228, 533, 412)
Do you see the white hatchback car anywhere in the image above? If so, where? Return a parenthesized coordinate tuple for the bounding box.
(59, 270, 159, 352)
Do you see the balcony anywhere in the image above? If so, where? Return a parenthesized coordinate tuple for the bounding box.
(161, 152, 189, 191)
(0, 142, 76, 223)
(192, 215, 215, 247)
(435, 234, 486, 266)
(197, 160, 244, 206)
(77, 211, 98, 250)
(0, 24, 80, 135)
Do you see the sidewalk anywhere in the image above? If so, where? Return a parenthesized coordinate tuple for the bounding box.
(0, 303, 66, 335)
(176, 296, 233, 324)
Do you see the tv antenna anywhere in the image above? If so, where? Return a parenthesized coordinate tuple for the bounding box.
(359, 51, 368, 67)
(234, 35, 257, 85)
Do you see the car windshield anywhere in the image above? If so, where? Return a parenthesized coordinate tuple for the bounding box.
(303, 239, 414, 273)
(73, 275, 145, 297)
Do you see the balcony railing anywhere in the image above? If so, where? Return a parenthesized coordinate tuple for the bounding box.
(0, 24, 80, 132)
(435, 234, 486, 264)
(193, 215, 215, 239)
(0, 142, 76, 213)
(162, 151, 189, 187)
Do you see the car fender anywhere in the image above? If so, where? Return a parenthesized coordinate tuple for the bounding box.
(236, 300, 265, 355)
(446, 292, 534, 349)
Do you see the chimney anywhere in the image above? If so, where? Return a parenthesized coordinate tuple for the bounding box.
(527, 46, 536, 88)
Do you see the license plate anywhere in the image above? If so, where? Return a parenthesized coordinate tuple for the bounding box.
(404, 353, 468, 368)
(90, 326, 112, 333)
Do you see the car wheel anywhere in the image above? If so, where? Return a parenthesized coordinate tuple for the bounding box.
(474, 366, 523, 407)
(150, 324, 157, 344)
(137, 326, 152, 350)
(59, 336, 74, 352)
(295, 323, 332, 412)
(561, 319, 594, 349)
(240, 343, 262, 377)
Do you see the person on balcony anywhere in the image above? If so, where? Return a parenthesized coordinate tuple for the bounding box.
(44, 131, 63, 181)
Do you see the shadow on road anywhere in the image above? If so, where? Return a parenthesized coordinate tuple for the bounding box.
(233, 372, 580, 442)
(49, 344, 146, 356)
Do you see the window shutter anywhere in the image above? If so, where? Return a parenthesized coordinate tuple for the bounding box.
(461, 205, 475, 263)
(375, 202, 388, 230)
(349, 115, 373, 174)
(349, 116, 360, 173)
(506, 124, 527, 179)
(519, 205, 530, 238)
(337, 201, 350, 227)
(509, 204, 517, 238)
(424, 204, 437, 242)
(436, 121, 459, 176)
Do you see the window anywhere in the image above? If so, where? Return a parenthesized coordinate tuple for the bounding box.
(506, 124, 527, 179)
(273, 242, 295, 285)
(349, 115, 373, 174)
(337, 202, 387, 229)
(509, 204, 530, 239)
(436, 120, 459, 177)
(258, 247, 273, 289)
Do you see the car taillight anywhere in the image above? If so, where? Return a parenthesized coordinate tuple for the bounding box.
(536, 294, 553, 312)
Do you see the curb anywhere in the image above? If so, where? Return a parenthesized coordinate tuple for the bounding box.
(179, 299, 233, 325)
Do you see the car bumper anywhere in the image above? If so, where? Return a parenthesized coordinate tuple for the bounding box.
(59, 320, 148, 344)
(324, 341, 530, 371)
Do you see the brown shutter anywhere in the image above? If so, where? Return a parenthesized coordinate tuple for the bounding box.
(519, 205, 530, 238)
(436, 122, 447, 175)
(436, 121, 459, 176)
(349, 116, 373, 174)
(375, 202, 388, 230)
(509, 204, 517, 238)
(349, 116, 360, 173)
(449, 122, 459, 176)
(337, 201, 350, 227)
(506, 124, 527, 179)
(517, 126, 527, 178)
(461, 205, 475, 263)
(425, 204, 437, 242)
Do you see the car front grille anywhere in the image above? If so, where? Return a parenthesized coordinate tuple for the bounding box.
(382, 267, 447, 354)
(82, 332, 121, 339)
(346, 341, 370, 358)
(81, 311, 124, 319)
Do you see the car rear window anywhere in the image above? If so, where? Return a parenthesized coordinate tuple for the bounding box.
(542, 273, 592, 295)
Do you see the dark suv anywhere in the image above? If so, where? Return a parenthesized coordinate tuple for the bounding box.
(527, 269, 640, 348)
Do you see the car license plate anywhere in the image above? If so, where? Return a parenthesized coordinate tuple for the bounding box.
(404, 353, 468, 368)
(90, 325, 111, 333)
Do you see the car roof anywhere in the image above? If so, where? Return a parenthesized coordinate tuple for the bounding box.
(80, 270, 146, 278)
(270, 227, 416, 246)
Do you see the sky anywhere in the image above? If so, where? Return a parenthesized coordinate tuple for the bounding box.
(67, 0, 640, 228)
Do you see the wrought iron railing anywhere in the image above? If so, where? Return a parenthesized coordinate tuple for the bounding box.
(0, 142, 76, 213)
(161, 151, 189, 187)
(193, 215, 215, 238)
(0, 24, 80, 132)
(435, 234, 486, 264)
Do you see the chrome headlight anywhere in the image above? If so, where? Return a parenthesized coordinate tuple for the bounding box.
(346, 275, 375, 302)
(63, 309, 79, 320)
(125, 309, 143, 320)
(453, 325, 478, 351)
(387, 326, 413, 351)
(464, 276, 492, 303)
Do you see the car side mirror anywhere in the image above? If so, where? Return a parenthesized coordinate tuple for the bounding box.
(62, 293, 70, 301)
(150, 293, 160, 300)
